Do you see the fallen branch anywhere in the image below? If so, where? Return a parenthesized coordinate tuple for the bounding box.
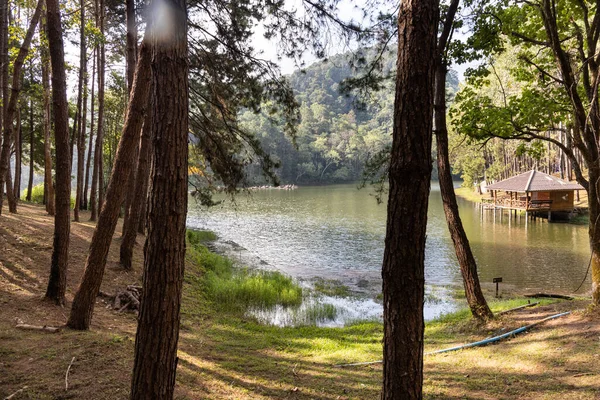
(524, 293, 574, 300)
(15, 323, 60, 333)
(3, 386, 28, 400)
(65, 357, 75, 391)
(497, 302, 539, 316)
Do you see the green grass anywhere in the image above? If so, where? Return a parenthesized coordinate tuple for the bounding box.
(312, 277, 350, 297)
(187, 229, 218, 244)
(185, 230, 303, 314)
(454, 186, 485, 203)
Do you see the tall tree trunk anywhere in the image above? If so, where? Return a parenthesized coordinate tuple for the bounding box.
(130, 1, 189, 396)
(121, 0, 137, 230)
(0, 0, 7, 184)
(68, 39, 152, 330)
(14, 105, 22, 200)
(90, 47, 99, 220)
(381, 0, 437, 397)
(41, 10, 54, 216)
(435, 63, 493, 321)
(83, 44, 96, 210)
(44, 0, 71, 306)
(120, 87, 152, 269)
(27, 98, 33, 201)
(0, 0, 42, 214)
(97, 0, 105, 212)
(74, 0, 87, 220)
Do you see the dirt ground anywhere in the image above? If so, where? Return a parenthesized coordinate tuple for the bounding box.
(1, 202, 600, 399)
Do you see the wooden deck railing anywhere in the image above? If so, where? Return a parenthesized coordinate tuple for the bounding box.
(481, 198, 553, 210)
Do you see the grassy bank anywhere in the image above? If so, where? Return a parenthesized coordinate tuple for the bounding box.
(454, 186, 484, 203)
(1, 203, 600, 399)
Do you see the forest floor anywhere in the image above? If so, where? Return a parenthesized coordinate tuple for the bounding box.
(1, 202, 600, 399)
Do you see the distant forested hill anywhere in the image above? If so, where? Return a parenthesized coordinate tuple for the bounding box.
(240, 52, 459, 185)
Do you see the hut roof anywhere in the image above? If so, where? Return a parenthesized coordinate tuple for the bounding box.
(486, 170, 584, 192)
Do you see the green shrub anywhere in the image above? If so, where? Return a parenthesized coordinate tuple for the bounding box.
(22, 183, 45, 204)
(22, 183, 75, 208)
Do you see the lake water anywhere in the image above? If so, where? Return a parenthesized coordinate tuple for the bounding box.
(187, 183, 591, 325)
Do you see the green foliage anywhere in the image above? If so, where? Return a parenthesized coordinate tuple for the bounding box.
(21, 183, 75, 208)
(239, 53, 460, 185)
(22, 183, 44, 203)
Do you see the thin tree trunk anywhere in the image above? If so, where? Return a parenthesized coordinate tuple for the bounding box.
(83, 43, 96, 211)
(0, 0, 42, 215)
(41, 10, 54, 216)
(381, 0, 437, 397)
(0, 0, 7, 184)
(97, 0, 105, 211)
(130, 1, 189, 395)
(120, 86, 152, 269)
(68, 39, 152, 330)
(435, 63, 493, 321)
(90, 47, 99, 220)
(14, 105, 22, 200)
(122, 0, 138, 231)
(27, 97, 33, 201)
(44, 0, 71, 306)
(74, 0, 86, 220)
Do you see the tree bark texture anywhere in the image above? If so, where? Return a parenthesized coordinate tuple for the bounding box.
(83, 54, 95, 210)
(27, 98, 34, 201)
(122, 0, 139, 233)
(44, 0, 71, 306)
(14, 106, 21, 200)
(90, 47, 99, 220)
(434, 63, 493, 321)
(130, 1, 189, 396)
(67, 39, 152, 330)
(381, 0, 437, 398)
(97, 0, 105, 212)
(74, 0, 87, 220)
(0, 0, 42, 215)
(41, 10, 54, 216)
(120, 88, 153, 270)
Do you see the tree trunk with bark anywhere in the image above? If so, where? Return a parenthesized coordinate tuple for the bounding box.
(14, 106, 22, 201)
(122, 0, 138, 234)
(381, 0, 437, 398)
(68, 39, 152, 330)
(74, 0, 87, 220)
(27, 98, 33, 201)
(120, 88, 152, 269)
(0, 0, 42, 215)
(97, 0, 105, 212)
(83, 55, 95, 210)
(130, 1, 189, 396)
(41, 11, 54, 216)
(434, 62, 493, 321)
(44, 0, 71, 306)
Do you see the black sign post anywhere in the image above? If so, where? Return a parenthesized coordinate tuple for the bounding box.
(493, 277, 503, 298)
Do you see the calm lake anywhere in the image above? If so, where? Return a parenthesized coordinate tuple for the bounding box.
(187, 183, 591, 325)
